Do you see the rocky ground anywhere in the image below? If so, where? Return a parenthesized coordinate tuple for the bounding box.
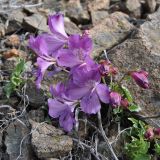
(0, 0, 160, 160)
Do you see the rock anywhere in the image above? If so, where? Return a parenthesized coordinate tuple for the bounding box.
(5, 119, 32, 160)
(147, 7, 160, 20)
(23, 7, 38, 15)
(0, 23, 5, 37)
(45, 158, 60, 160)
(91, 10, 109, 25)
(65, 0, 90, 24)
(25, 82, 45, 108)
(5, 35, 20, 47)
(107, 8, 160, 127)
(123, 0, 141, 18)
(88, 0, 110, 11)
(1, 9, 26, 34)
(30, 120, 73, 159)
(3, 49, 27, 59)
(28, 109, 45, 123)
(23, 14, 49, 32)
(90, 12, 134, 57)
(145, 0, 157, 13)
(2, 57, 17, 73)
(64, 18, 81, 35)
(3, 49, 20, 59)
(43, 0, 64, 11)
(9, 9, 26, 24)
(0, 105, 15, 120)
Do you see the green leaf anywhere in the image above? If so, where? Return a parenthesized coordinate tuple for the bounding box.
(11, 76, 22, 86)
(155, 141, 160, 155)
(121, 85, 133, 102)
(128, 104, 141, 112)
(4, 83, 15, 98)
(14, 59, 25, 76)
(110, 83, 123, 94)
(133, 154, 151, 160)
(125, 138, 150, 160)
(113, 107, 123, 114)
(128, 118, 139, 128)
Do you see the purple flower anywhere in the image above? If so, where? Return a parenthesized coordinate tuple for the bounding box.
(109, 92, 121, 108)
(56, 34, 93, 68)
(130, 70, 149, 89)
(29, 13, 68, 57)
(66, 62, 110, 114)
(29, 13, 68, 88)
(48, 99, 75, 132)
(35, 57, 55, 88)
(48, 83, 76, 132)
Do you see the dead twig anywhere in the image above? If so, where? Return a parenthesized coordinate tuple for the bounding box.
(97, 111, 119, 160)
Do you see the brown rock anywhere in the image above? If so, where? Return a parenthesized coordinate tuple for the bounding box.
(3, 49, 27, 59)
(3, 48, 19, 59)
(107, 8, 160, 127)
(5, 35, 20, 47)
(30, 120, 73, 159)
(90, 12, 134, 57)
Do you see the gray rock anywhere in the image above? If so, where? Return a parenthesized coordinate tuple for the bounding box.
(5, 120, 31, 160)
(0, 23, 5, 37)
(23, 14, 49, 32)
(124, 0, 141, 18)
(65, 0, 90, 24)
(88, 0, 110, 11)
(107, 8, 160, 127)
(25, 82, 45, 108)
(2, 57, 17, 73)
(30, 120, 73, 159)
(43, 0, 64, 11)
(147, 7, 160, 20)
(90, 12, 134, 57)
(64, 18, 81, 35)
(91, 10, 109, 25)
(1, 9, 26, 34)
(28, 109, 45, 123)
(145, 0, 157, 13)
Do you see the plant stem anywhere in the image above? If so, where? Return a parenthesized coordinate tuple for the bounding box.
(97, 111, 119, 160)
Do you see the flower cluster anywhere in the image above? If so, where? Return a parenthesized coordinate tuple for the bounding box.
(145, 127, 160, 140)
(29, 13, 149, 132)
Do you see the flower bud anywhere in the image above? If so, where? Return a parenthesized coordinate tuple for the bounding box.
(144, 128, 154, 140)
(120, 99, 129, 109)
(130, 70, 149, 89)
(109, 92, 121, 108)
(99, 60, 118, 76)
(154, 128, 160, 137)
